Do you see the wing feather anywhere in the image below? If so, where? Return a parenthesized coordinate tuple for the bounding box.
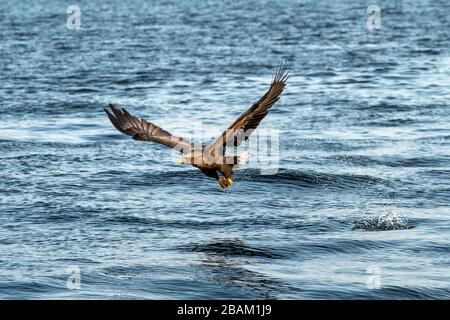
(207, 62, 289, 155)
(104, 104, 193, 153)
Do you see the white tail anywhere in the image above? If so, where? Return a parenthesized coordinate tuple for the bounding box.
(235, 151, 250, 168)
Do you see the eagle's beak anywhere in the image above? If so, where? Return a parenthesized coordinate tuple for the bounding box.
(177, 158, 185, 165)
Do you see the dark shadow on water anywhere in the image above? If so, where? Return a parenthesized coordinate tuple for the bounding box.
(185, 238, 284, 259)
(182, 238, 296, 299)
(235, 168, 392, 190)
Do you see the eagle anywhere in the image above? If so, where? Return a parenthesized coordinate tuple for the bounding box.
(104, 63, 289, 189)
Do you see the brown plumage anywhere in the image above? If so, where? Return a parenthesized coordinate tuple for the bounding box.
(104, 62, 289, 189)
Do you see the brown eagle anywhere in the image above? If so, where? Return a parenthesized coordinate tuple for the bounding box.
(104, 63, 289, 189)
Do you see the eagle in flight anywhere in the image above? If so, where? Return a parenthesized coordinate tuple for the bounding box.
(104, 63, 289, 189)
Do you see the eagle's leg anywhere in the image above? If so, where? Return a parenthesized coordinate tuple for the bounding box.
(217, 177, 232, 187)
(217, 164, 234, 188)
(218, 177, 233, 188)
(200, 168, 229, 189)
(218, 178, 227, 188)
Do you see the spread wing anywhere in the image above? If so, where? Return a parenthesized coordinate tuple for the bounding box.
(206, 62, 289, 156)
(104, 104, 193, 154)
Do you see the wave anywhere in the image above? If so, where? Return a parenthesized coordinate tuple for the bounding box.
(331, 155, 447, 168)
(353, 210, 410, 231)
(284, 139, 364, 152)
(182, 239, 284, 259)
(308, 285, 449, 300)
(88, 166, 391, 191)
(237, 168, 391, 189)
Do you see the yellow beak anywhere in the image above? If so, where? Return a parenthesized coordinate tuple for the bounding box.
(177, 159, 185, 165)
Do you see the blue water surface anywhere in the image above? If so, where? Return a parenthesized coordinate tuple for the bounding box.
(0, 0, 449, 299)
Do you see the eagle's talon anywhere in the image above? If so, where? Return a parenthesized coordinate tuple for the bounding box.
(218, 178, 233, 189)
(218, 179, 227, 189)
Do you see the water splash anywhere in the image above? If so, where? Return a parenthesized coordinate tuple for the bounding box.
(354, 210, 410, 231)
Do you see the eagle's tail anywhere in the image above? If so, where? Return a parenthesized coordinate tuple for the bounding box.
(225, 152, 249, 169)
(236, 151, 250, 168)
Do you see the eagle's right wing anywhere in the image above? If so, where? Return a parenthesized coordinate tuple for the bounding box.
(206, 62, 289, 156)
(104, 104, 193, 154)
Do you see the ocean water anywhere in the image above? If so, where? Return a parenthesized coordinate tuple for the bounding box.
(0, 0, 449, 299)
